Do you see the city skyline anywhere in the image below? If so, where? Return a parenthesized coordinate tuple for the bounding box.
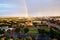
(0, 0, 60, 17)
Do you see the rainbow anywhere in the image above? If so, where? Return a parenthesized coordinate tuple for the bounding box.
(23, 0, 29, 17)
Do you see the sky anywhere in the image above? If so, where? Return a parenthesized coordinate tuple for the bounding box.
(0, 0, 60, 17)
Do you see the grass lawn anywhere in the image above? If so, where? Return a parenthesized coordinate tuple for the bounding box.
(21, 27, 50, 36)
(27, 27, 50, 35)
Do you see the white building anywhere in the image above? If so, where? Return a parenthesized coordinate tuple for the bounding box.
(0, 26, 13, 31)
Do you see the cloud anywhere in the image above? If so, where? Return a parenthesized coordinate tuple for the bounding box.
(27, 0, 60, 16)
(0, 0, 60, 16)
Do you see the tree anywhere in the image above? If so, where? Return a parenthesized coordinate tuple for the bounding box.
(50, 28, 56, 39)
(15, 27, 21, 33)
(38, 29, 45, 34)
(38, 29, 41, 34)
(24, 28, 29, 34)
(0, 29, 4, 34)
(38, 29, 46, 37)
